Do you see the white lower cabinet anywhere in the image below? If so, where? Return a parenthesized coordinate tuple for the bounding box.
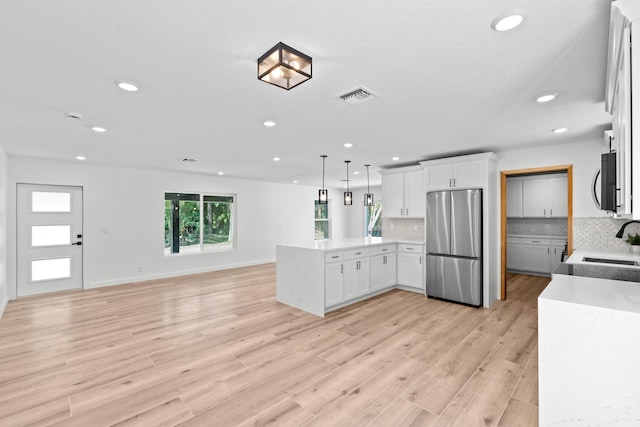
(397, 244, 424, 290)
(325, 252, 344, 307)
(344, 257, 370, 301)
(508, 236, 567, 276)
(371, 245, 397, 291)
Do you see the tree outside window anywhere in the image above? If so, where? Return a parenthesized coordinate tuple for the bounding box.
(165, 193, 235, 254)
(365, 202, 382, 237)
(314, 201, 330, 240)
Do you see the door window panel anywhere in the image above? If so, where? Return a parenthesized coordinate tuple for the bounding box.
(31, 225, 71, 247)
(31, 191, 71, 213)
(31, 258, 71, 282)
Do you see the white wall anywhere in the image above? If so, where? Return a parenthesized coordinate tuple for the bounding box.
(333, 186, 382, 239)
(7, 158, 322, 299)
(497, 138, 607, 218)
(0, 145, 8, 317)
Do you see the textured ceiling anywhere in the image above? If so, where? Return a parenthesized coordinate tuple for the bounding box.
(0, 0, 613, 188)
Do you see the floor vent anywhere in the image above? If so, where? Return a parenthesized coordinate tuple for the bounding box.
(337, 86, 379, 105)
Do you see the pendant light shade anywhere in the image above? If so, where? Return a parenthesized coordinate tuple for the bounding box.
(318, 155, 328, 204)
(344, 160, 352, 206)
(257, 42, 312, 90)
(364, 164, 374, 206)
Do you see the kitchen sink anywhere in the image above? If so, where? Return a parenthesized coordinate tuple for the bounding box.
(582, 257, 639, 266)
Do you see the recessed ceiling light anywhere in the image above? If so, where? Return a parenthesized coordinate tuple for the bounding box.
(292, 180, 298, 184)
(536, 94, 557, 103)
(343, 143, 353, 148)
(217, 171, 224, 175)
(491, 11, 526, 32)
(272, 157, 281, 161)
(91, 126, 107, 133)
(263, 120, 277, 127)
(392, 156, 400, 161)
(552, 127, 568, 134)
(75, 155, 86, 161)
(353, 171, 360, 175)
(117, 81, 139, 92)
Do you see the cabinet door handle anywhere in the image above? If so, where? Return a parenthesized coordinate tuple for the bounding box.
(449, 178, 452, 187)
(383, 255, 387, 264)
(331, 255, 339, 259)
(401, 208, 403, 216)
(406, 208, 409, 216)
(453, 178, 456, 187)
(405, 247, 414, 250)
(419, 256, 422, 264)
(532, 240, 540, 243)
(550, 209, 553, 216)
(382, 248, 388, 252)
(340, 265, 343, 274)
(355, 252, 362, 255)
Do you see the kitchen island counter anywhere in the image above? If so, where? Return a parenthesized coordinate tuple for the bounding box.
(538, 273, 640, 425)
(276, 239, 425, 317)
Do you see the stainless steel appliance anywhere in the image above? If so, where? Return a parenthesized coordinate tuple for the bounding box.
(425, 189, 482, 306)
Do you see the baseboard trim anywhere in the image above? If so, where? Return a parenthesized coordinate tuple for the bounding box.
(0, 295, 8, 320)
(85, 258, 276, 289)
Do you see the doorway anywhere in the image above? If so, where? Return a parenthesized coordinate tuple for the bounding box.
(500, 165, 573, 300)
(16, 184, 83, 297)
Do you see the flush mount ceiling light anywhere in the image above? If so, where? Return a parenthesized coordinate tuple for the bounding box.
(263, 120, 277, 127)
(537, 94, 557, 103)
(552, 127, 568, 134)
(344, 161, 353, 206)
(318, 155, 328, 204)
(117, 81, 138, 92)
(258, 42, 312, 90)
(491, 10, 527, 32)
(364, 164, 374, 206)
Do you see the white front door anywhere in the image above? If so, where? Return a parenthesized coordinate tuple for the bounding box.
(17, 184, 83, 297)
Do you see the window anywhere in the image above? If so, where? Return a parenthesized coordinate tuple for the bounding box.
(365, 202, 382, 237)
(314, 201, 330, 240)
(165, 192, 235, 255)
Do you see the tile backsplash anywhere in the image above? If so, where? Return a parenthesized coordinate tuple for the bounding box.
(382, 218, 424, 241)
(507, 218, 567, 237)
(573, 217, 640, 252)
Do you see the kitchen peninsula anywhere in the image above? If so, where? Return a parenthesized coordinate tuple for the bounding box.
(538, 251, 640, 425)
(276, 237, 424, 317)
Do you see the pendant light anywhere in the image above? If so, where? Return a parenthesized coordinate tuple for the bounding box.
(364, 164, 374, 206)
(344, 161, 353, 205)
(318, 155, 328, 204)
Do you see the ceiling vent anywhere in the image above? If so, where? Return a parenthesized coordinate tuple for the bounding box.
(337, 86, 379, 105)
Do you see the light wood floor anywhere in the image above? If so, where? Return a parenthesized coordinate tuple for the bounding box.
(0, 266, 549, 426)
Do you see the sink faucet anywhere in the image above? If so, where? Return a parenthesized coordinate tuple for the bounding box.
(615, 220, 640, 238)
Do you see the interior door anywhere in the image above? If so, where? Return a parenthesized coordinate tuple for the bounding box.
(17, 184, 83, 297)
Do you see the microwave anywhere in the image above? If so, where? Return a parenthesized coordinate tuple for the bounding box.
(600, 152, 617, 212)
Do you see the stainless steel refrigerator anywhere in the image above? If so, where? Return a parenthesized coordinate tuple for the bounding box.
(425, 189, 482, 306)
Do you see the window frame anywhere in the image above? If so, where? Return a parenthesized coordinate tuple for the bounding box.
(314, 200, 331, 240)
(164, 191, 237, 256)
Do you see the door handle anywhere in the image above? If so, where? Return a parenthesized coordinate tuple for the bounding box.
(72, 242, 82, 246)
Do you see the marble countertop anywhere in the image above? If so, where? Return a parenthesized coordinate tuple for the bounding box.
(540, 273, 640, 314)
(507, 234, 567, 240)
(567, 249, 640, 270)
(277, 237, 424, 251)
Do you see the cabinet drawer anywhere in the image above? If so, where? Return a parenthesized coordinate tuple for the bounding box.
(507, 236, 521, 244)
(520, 238, 550, 245)
(550, 238, 566, 247)
(344, 248, 371, 260)
(370, 244, 396, 256)
(398, 244, 423, 253)
(325, 252, 343, 263)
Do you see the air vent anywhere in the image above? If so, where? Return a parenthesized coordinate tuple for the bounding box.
(337, 86, 379, 105)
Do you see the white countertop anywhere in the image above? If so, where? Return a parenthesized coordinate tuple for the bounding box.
(277, 237, 424, 251)
(566, 249, 640, 270)
(540, 273, 640, 314)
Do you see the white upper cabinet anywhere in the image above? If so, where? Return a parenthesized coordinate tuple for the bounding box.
(506, 179, 523, 218)
(519, 174, 568, 218)
(425, 159, 484, 191)
(605, 1, 640, 219)
(381, 167, 425, 218)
